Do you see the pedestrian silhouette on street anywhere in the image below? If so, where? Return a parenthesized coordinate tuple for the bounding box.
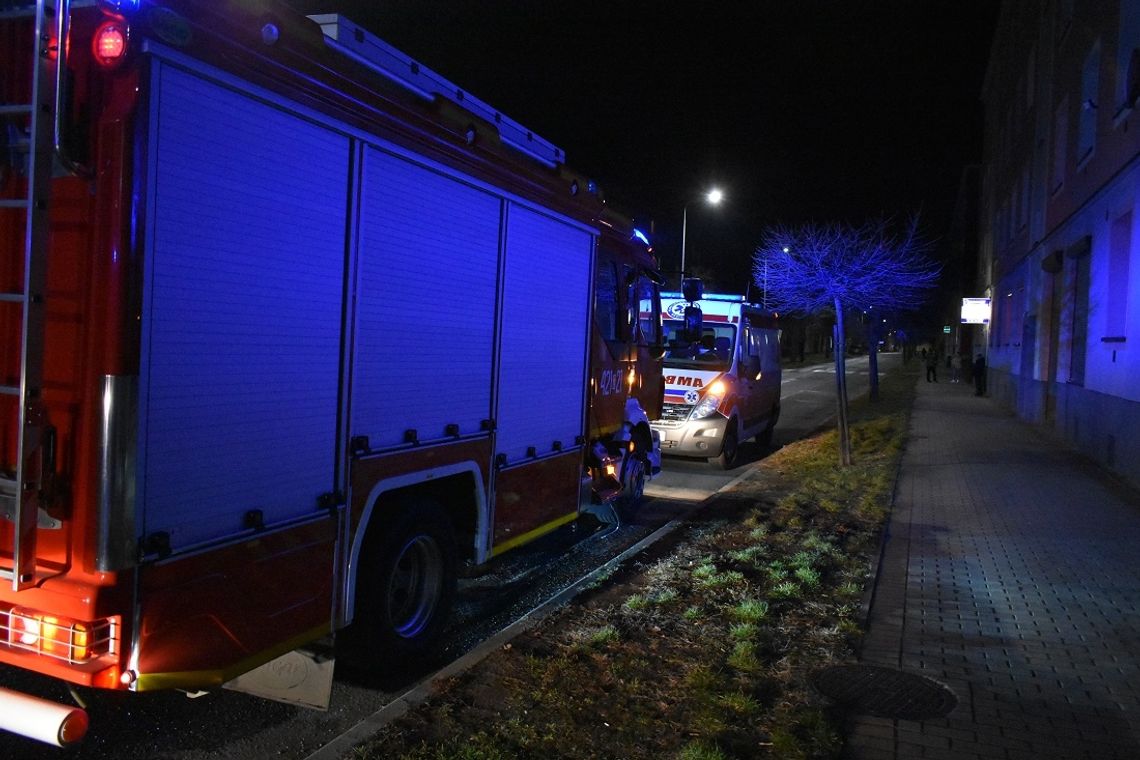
(951, 352, 963, 383)
(924, 348, 938, 382)
(973, 353, 986, 396)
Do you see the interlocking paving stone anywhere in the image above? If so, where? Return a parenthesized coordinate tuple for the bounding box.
(844, 379, 1140, 759)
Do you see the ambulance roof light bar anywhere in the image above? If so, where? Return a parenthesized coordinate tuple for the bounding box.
(660, 292, 746, 303)
(309, 14, 565, 169)
(97, 0, 140, 13)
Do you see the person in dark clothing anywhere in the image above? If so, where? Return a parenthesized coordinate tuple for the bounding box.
(924, 349, 938, 382)
(973, 353, 986, 396)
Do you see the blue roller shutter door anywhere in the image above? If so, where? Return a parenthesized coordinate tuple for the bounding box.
(495, 206, 593, 464)
(351, 147, 501, 450)
(140, 64, 349, 549)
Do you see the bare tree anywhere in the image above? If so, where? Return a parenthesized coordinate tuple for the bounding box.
(753, 218, 939, 464)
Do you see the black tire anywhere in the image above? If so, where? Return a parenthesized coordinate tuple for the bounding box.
(341, 501, 457, 667)
(757, 403, 780, 448)
(713, 419, 740, 469)
(615, 450, 646, 521)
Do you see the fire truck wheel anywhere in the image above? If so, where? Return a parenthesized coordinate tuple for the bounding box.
(713, 418, 740, 469)
(345, 502, 457, 665)
(616, 451, 646, 520)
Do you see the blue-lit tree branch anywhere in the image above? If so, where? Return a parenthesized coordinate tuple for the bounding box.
(751, 218, 940, 316)
(752, 218, 940, 464)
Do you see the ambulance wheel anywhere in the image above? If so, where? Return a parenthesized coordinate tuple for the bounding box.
(713, 419, 741, 469)
(616, 451, 646, 520)
(756, 403, 780, 448)
(342, 501, 457, 666)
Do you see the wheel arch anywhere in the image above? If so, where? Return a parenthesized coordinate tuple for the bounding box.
(344, 462, 487, 626)
(720, 406, 742, 445)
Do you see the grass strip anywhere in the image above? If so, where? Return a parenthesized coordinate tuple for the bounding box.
(351, 363, 920, 760)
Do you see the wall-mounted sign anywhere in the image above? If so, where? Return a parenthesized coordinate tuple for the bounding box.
(961, 297, 992, 325)
(943, 325, 951, 333)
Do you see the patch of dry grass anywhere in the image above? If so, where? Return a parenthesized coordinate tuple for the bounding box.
(350, 365, 919, 759)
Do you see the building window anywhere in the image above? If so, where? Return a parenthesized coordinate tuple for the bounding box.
(1026, 167, 1035, 233)
(1001, 288, 1014, 346)
(1107, 209, 1132, 336)
(1068, 240, 1091, 386)
(1052, 96, 1069, 194)
(1078, 42, 1100, 164)
(1013, 286, 1025, 348)
(1027, 47, 1036, 109)
(1116, 1, 1140, 114)
(1058, 0, 1074, 40)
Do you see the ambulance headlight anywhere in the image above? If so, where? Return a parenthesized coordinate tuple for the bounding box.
(689, 380, 726, 420)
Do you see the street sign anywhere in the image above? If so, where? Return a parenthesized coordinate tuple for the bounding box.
(961, 297, 992, 324)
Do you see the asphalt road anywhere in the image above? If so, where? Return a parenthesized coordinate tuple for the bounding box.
(647, 352, 886, 499)
(0, 352, 899, 759)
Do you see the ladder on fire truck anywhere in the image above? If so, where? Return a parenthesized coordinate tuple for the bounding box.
(1, 0, 70, 590)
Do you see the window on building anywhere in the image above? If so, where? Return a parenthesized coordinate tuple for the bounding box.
(999, 200, 1010, 246)
(1069, 241, 1091, 385)
(1001, 289, 1014, 346)
(1078, 42, 1101, 163)
(1058, 0, 1075, 39)
(1019, 168, 1030, 231)
(1005, 104, 1015, 157)
(1027, 47, 1036, 109)
(1107, 209, 1133, 336)
(1116, 1, 1140, 113)
(1052, 96, 1069, 194)
(1011, 286, 1025, 348)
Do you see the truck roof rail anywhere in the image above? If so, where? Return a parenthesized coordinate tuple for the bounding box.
(309, 14, 565, 169)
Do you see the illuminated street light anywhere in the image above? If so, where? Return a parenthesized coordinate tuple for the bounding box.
(680, 187, 724, 280)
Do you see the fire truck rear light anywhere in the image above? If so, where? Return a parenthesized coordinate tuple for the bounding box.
(93, 22, 129, 67)
(4, 608, 114, 664)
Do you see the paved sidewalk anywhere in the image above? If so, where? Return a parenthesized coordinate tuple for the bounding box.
(847, 377, 1140, 759)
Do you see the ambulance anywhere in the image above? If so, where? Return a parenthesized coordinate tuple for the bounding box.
(651, 294, 781, 468)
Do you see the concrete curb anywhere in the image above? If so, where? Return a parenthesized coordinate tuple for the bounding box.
(857, 378, 916, 633)
(857, 373, 918, 632)
(306, 374, 895, 759)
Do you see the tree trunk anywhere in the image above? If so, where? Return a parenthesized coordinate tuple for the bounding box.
(867, 321, 880, 402)
(833, 303, 852, 466)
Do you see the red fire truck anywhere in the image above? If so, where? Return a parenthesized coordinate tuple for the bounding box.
(0, 0, 665, 745)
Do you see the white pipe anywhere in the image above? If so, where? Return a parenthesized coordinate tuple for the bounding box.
(0, 687, 89, 746)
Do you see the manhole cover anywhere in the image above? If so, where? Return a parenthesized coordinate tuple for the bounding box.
(812, 664, 957, 720)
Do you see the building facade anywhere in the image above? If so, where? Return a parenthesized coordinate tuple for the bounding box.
(980, 0, 1140, 487)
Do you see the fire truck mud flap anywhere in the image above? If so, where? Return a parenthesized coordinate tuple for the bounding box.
(223, 640, 335, 710)
(0, 686, 89, 746)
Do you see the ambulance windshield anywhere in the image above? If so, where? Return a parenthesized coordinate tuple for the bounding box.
(662, 321, 736, 370)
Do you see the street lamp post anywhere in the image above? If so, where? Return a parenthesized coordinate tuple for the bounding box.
(679, 187, 724, 279)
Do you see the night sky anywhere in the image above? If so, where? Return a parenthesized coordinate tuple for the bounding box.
(286, 1, 1000, 291)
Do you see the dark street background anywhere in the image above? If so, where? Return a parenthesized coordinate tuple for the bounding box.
(286, 1, 999, 286)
